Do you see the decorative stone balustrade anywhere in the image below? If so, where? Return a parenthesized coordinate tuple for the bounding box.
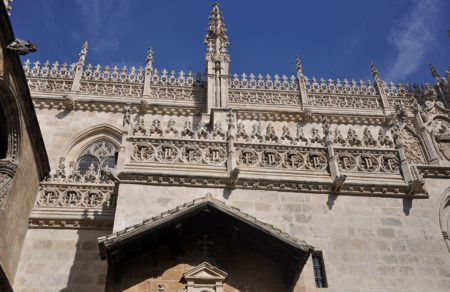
(24, 59, 440, 114)
(35, 158, 117, 210)
(23, 60, 74, 93)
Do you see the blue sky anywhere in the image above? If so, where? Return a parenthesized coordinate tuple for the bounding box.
(11, 0, 449, 83)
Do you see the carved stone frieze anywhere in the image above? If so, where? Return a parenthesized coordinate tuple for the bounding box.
(399, 128, 427, 165)
(427, 118, 450, 161)
(235, 144, 327, 171)
(129, 139, 228, 167)
(335, 149, 401, 175)
(36, 185, 116, 209)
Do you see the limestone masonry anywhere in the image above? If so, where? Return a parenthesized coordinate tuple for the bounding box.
(1, 2, 450, 292)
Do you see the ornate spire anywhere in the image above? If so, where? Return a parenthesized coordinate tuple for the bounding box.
(77, 41, 88, 68)
(146, 48, 153, 71)
(295, 56, 303, 77)
(429, 63, 441, 80)
(370, 61, 380, 81)
(204, 3, 229, 59)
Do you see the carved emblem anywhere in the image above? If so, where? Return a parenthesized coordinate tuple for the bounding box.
(337, 153, 357, 171)
(381, 155, 400, 173)
(238, 149, 259, 166)
(83, 191, 104, 207)
(306, 152, 327, 170)
(132, 143, 154, 161)
(61, 190, 82, 207)
(284, 151, 305, 169)
(261, 150, 281, 167)
(180, 144, 202, 163)
(37, 189, 60, 206)
(156, 143, 179, 162)
(204, 147, 227, 165)
(358, 155, 379, 172)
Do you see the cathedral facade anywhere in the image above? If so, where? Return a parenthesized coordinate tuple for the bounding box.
(1, 2, 450, 292)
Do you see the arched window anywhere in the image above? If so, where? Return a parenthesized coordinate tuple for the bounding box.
(77, 141, 118, 174)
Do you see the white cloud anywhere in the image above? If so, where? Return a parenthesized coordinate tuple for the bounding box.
(74, 0, 127, 55)
(385, 0, 440, 81)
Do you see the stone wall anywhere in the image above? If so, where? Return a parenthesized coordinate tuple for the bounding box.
(34, 108, 123, 167)
(113, 180, 450, 291)
(0, 121, 40, 285)
(14, 228, 110, 292)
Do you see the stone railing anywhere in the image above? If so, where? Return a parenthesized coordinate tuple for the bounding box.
(23, 60, 74, 93)
(305, 77, 377, 96)
(149, 69, 206, 103)
(36, 158, 116, 209)
(228, 73, 300, 105)
(24, 59, 438, 113)
(305, 77, 381, 109)
(82, 64, 145, 83)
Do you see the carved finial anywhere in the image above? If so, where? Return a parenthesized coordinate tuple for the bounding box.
(146, 48, 153, 71)
(295, 56, 303, 77)
(205, 2, 229, 59)
(77, 41, 88, 68)
(429, 63, 441, 80)
(370, 61, 380, 81)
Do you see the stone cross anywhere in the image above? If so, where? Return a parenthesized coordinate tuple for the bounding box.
(198, 234, 214, 257)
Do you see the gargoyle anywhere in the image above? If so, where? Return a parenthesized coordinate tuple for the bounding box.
(332, 174, 347, 192)
(6, 39, 37, 55)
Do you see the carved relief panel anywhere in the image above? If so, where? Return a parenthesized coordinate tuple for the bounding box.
(428, 118, 450, 161)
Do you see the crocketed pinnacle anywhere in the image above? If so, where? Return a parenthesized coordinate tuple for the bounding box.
(77, 41, 88, 68)
(204, 2, 229, 57)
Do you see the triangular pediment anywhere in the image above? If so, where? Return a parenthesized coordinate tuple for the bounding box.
(183, 262, 228, 281)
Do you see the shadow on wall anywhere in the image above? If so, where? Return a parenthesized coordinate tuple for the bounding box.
(105, 230, 302, 292)
(59, 208, 112, 292)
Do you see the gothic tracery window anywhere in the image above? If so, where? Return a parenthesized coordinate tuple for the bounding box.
(76, 141, 118, 174)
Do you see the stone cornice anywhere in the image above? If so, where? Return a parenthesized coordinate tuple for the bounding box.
(118, 172, 428, 199)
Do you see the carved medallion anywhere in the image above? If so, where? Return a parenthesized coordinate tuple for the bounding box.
(358, 155, 379, 172)
(381, 155, 400, 173)
(337, 153, 357, 171)
(204, 146, 227, 165)
(156, 143, 179, 162)
(284, 151, 305, 169)
(180, 144, 203, 163)
(261, 150, 281, 167)
(37, 189, 60, 206)
(61, 190, 82, 207)
(132, 143, 154, 161)
(238, 149, 259, 167)
(306, 152, 327, 170)
(82, 191, 104, 207)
